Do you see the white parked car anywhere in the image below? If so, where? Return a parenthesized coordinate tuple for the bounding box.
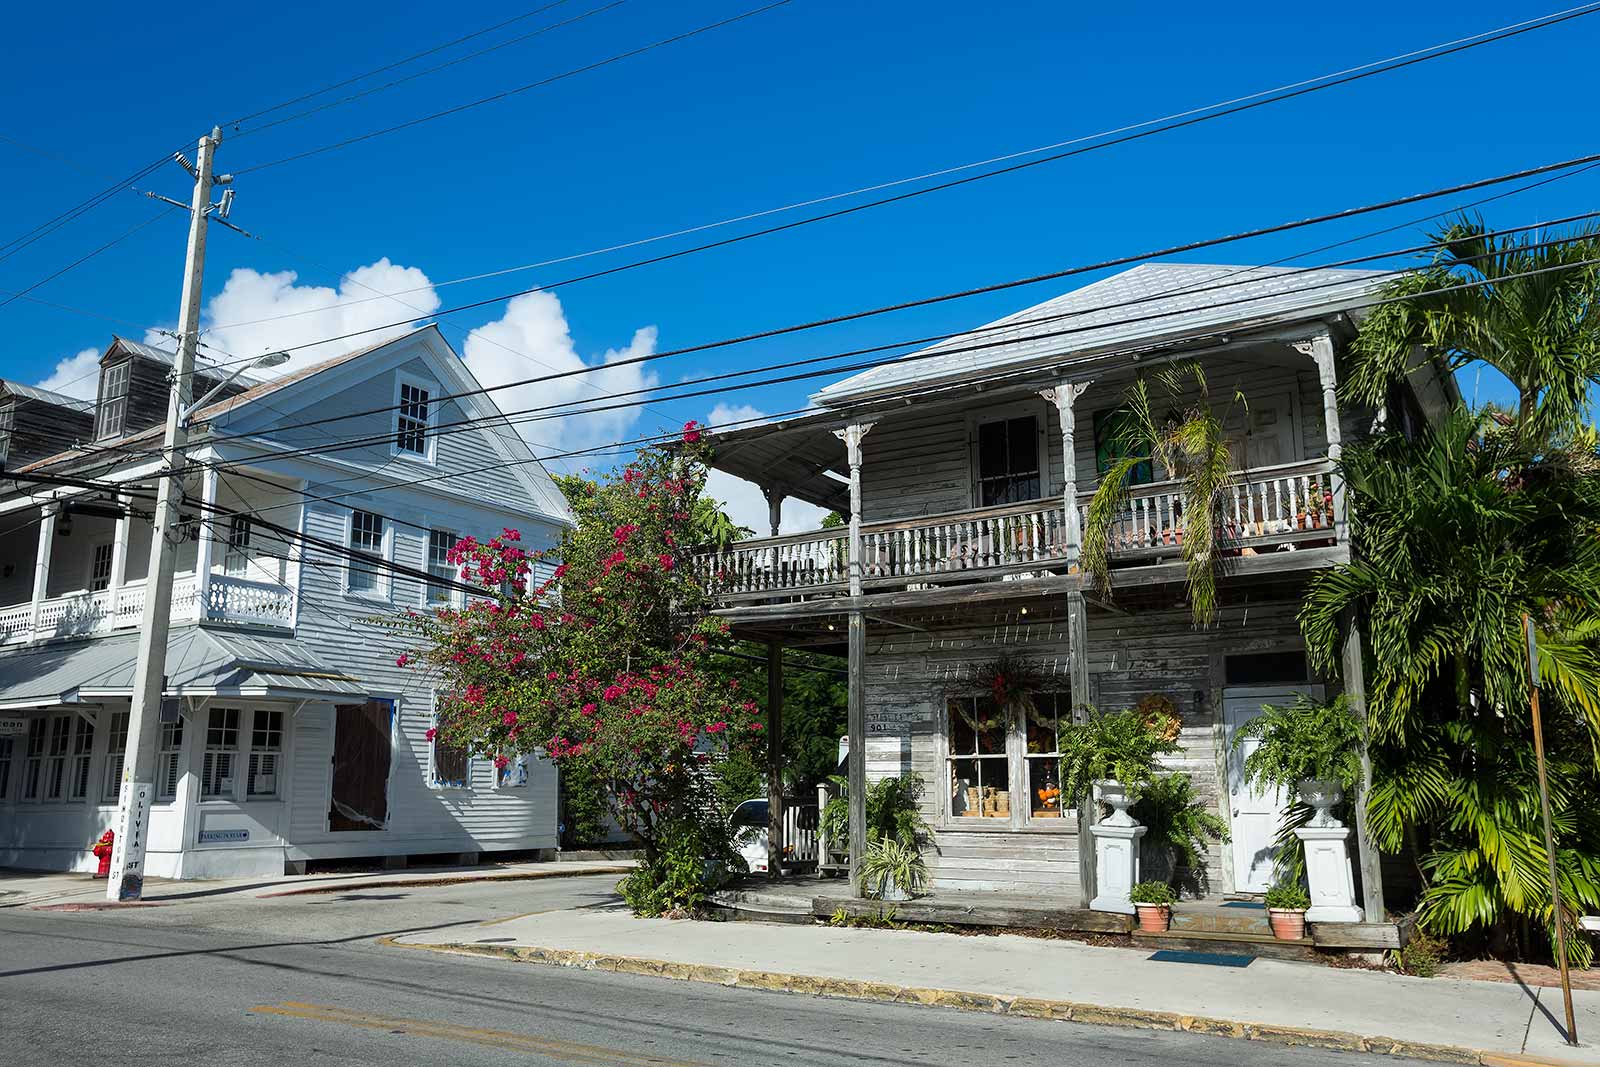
(729, 798, 819, 875)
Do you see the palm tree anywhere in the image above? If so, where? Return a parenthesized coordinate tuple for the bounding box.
(1345, 216, 1600, 449)
(1301, 411, 1600, 963)
(1081, 361, 1241, 623)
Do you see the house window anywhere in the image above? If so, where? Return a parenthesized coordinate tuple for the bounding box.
(431, 714, 470, 788)
(0, 400, 14, 465)
(90, 542, 115, 593)
(1093, 407, 1154, 485)
(0, 736, 14, 801)
(975, 415, 1042, 506)
(1024, 693, 1069, 823)
(67, 715, 95, 801)
(224, 515, 252, 578)
(44, 715, 71, 800)
(426, 529, 459, 607)
(396, 382, 431, 457)
(947, 696, 1010, 819)
(21, 718, 46, 800)
(201, 707, 241, 799)
(247, 710, 283, 797)
(103, 711, 130, 802)
(156, 719, 184, 802)
(347, 511, 385, 594)
(95, 359, 130, 440)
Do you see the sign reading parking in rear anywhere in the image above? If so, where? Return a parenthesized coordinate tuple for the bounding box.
(198, 829, 250, 844)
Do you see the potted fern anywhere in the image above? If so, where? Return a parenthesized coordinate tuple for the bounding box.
(1059, 705, 1180, 819)
(859, 837, 927, 901)
(1230, 695, 1361, 827)
(1129, 880, 1176, 932)
(1264, 881, 1311, 940)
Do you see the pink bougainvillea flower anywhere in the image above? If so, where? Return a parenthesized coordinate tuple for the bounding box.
(683, 420, 702, 444)
(502, 710, 518, 726)
(424, 728, 437, 741)
(395, 653, 411, 668)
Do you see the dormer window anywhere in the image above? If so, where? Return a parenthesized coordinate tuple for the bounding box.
(95, 360, 130, 440)
(395, 380, 432, 458)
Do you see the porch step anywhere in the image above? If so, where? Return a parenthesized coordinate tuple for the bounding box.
(1132, 927, 1320, 963)
(1168, 902, 1272, 937)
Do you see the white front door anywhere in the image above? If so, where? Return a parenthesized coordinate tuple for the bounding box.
(1223, 685, 1319, 893)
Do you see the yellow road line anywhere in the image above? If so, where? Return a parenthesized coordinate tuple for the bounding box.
(250, 1001, 710, 1067)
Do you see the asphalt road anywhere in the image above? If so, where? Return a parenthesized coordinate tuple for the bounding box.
(0, 872, 1425, 1066)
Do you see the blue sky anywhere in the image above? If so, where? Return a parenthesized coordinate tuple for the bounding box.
(2, 1, 1595, 528)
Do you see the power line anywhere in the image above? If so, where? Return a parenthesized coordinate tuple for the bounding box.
(201, 2, 1600, 335)
(0, 206, 180, 311)
(0, 155, 170, 266)
(232, 1, 796, 175)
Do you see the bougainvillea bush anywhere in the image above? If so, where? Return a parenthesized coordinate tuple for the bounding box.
(392, 427, 761, 914)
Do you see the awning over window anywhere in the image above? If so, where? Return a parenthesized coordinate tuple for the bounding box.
(0, 626, 367, 709)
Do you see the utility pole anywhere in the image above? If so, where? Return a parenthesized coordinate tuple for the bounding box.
(106, 128, 227, 902)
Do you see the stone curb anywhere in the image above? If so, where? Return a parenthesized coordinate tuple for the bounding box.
(380, 937, 1591, 1067)
(257, 865, 633, 898)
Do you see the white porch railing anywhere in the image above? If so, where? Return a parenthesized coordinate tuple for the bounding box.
(698, 458, 1337, 603)
(0, 573, 295, 647)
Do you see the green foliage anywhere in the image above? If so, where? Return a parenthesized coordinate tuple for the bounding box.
(859, 836, 928, 898)
(1232, 695, 1363, 793)
(1081, 362, 1245, 623)
(827, 905, 903, 929)
(1388, 925, 1448, 978)
(819, 773, 928, 854)
(1134, 772, 1229, 895)
(710, 643, 847, 791)
(1129, 880, 1176, 906)
(1057, 706, 1180, 803)
(1264, 882, 1311, 910)
(617, 815, 745, 917)
(558, 761, 612, 848)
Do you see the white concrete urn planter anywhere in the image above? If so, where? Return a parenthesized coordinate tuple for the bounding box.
(1292, 777, 1362, 923)
(1089, 779, 1146, 915)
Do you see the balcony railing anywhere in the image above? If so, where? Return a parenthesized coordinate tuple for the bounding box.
(696, 458, 1337, 604)
(0, 573, 295, 646)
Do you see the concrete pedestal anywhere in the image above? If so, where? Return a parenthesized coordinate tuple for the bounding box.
(1090, 822, 1147, 915)
(1295, 824, 1362, 923)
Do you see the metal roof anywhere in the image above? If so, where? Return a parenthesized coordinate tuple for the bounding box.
(0, 626, 366, 709)
(813, 262, 1389, 406)
(110, 336, 262, 386)
(0, 380, 94, 413)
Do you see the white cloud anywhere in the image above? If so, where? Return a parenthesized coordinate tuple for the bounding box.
(702, 402, 830, 536)
(36, 347, 102, 400)
(151, 257, 443, 380)
(462, 290, 659, 462)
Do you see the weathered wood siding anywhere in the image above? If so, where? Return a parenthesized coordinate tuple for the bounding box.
(3, 396, 94, 465)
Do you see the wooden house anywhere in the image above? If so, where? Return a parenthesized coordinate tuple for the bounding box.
(697, 263, 1456, 914)
(0, 381, 96, 469)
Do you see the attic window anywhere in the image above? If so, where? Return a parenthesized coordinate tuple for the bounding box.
(95, 360, 130, 440)
(396, 382, 431, 457)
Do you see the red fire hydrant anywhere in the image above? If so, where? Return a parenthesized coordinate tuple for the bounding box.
(91, 829, 114, 878)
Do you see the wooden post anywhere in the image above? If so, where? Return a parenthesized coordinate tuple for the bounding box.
(1042, 380, 1092, 561)
(1296, 331, 1347, 544)
(762, 486, 784, 538)
(766, 638, 784, 881)
(1341, 616, 1386, 922)
(833, 420, 873, 896)
(28, 502, 58, 642)
(108, 491, 132, 608)
(194, 464, 220, 618)
(1067, 590, 1095, 907)
(1526, 614, 1579, 1046)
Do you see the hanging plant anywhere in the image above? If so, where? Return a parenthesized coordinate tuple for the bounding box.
(971, 654, 1048, 713)
(1134, 693, 1182, 743)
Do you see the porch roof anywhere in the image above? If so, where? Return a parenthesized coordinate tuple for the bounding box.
(706, 409, 852, 514)
(0, 626, 367, 709)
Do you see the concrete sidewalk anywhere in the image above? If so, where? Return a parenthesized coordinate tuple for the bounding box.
(0, 859, 632, 909)
(396, 909, 1600, 1066)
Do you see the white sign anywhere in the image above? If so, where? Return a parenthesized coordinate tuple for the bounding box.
(198, 829, 249, 844)
(0, 715, 26, 737)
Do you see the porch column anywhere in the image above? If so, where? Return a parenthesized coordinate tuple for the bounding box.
(28, 502, 59, 642)
(108, 491, 132, 606)
(1342, 614, 1386, 922)
(1042, 380, 1092, 563)
(193, 465, 220, 619)
(766, 639, 784, 881)
(761, 486, 784, 538)
(833, 420, 873, 895)
(1297, 330, 1348, 545)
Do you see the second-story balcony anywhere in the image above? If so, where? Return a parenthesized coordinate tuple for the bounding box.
(696, 457, 1338, 606)
(0, 572, 295, 647)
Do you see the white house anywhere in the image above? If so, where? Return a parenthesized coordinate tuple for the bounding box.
(0, 326, 572, 878)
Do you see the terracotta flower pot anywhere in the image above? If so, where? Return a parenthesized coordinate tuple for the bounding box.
(1135, 904, 1171, 933)
(1268, 908, 1307, 941)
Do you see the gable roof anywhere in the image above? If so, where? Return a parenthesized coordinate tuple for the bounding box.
(813, 262, 1389, 406)
(0, 380, 94, 413)
(108, 335, 264, 386)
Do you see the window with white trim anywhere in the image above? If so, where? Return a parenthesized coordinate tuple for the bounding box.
(103, 711, 130, 802)
(426, 529, 459, 607)
(95, 359, 130, 440)
(946, 689, 1073, 827)
(396, 382, 432, 457)
(156, 719, 184, 802)
(20, 717, 46, 800)
(67, 714, 94, 801)
(90, 542, 115, 593)
(201, 708, 241, 799)
(947, 696, 1009, 820)
(0, 735, 14, 801)
(247, 709, 284, 797)
(430, 712, 470, 788)
(347, 510, 385, 595)
(224, 515, 252, 578)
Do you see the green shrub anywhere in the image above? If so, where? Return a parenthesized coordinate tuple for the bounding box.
(1264, 882, 1311, 910)
(819, 773, 928, 853)
(1389, 924, 1448, 977)
(617, 816, 744, 917)
(858, 837, 928, 898)
(1134, 772, 1229, 895)
(1058, 706, 1179, 802)
(1232, 695, 1362, 793)
(1130, 880, 1176, 905)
